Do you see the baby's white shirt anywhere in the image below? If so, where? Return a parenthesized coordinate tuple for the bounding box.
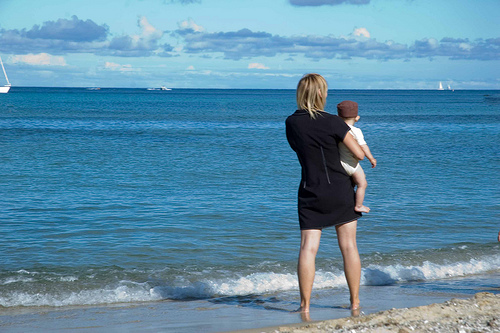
(348, 125, 366, 146)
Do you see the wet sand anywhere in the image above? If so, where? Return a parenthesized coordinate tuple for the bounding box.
(239, 292, 500, 333)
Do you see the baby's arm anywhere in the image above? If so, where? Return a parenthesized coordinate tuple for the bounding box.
(361, 144, 376, 168)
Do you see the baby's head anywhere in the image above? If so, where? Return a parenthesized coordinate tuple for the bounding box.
(337, 100, 360, 122)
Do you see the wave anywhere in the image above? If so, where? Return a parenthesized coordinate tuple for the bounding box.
(1, 250, 499, 308)
(362, 256, 500, 286)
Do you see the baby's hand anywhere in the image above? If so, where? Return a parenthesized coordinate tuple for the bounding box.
(370, 158, 377, 168)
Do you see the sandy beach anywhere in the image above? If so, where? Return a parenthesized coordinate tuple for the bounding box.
(242, 292, 500, 333)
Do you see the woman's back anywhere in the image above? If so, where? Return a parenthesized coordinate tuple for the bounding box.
(286, 109, 362, 230)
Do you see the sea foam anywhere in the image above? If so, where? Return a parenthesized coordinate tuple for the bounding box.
(1, 253, 498, 307)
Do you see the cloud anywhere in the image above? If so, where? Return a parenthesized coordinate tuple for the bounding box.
(352, 27, 370, 38)
(177, 18, 205, 33)
(248, 63, 269, 69)
(183, 69, 301, 79)
(25, 15, 108, 42)
(289, 0, 370, 6)
(178, 27, 409, 60)
(138, 16, 163, 40)
(409, 37, 500, 60)
(0, 15, 172, 57)
(107, 16, 165, 56)
(0, 16, 108, 55)
(1, 16, 498, 63)
(10, 53, 67, 66)
(104, 62, 137, 72)
(177, 26, 500, 61)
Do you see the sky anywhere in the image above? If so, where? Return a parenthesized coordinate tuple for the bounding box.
(0, 0, 499, 89)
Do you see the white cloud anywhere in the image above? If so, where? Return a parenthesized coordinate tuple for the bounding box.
(105, 62, 120, 70)
(10, 53, 67, 66)
(136, 16, 163, 41)
(248, 62, 269, 69)
(352, 27, 370, 38)
(106, 16, 165, 57)
(105, 62, 135, 72)
(428, 38, 439, 49)
(186, 65, 195, 70)
(459, 43, 472, 51)
(178, 18, 204, 32)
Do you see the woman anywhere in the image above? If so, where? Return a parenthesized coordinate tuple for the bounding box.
(285, 73, 365, 314)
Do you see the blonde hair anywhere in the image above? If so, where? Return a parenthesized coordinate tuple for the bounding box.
(296, 73, 328, 118)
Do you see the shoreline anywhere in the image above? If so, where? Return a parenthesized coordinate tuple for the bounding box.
(1, 273, 499, 332)
(234, 292, 500, 333)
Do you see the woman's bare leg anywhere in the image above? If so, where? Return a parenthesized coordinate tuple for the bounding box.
(296, 229, 322, 313)
(335, 221, 361, 310)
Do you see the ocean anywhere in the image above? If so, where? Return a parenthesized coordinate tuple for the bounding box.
(0, 88, 499, 331)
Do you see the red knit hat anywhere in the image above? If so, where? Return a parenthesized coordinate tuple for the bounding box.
(337, 100, 358, 118)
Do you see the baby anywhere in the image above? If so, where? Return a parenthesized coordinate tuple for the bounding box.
(337, 100, 377, 213)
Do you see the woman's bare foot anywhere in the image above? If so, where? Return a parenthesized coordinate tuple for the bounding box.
(350, 306, 361, 317)
(355, 205, 370, 213)
(293, 306, 311, 321)
(350, 297, 360, 311)
(293, 306, 310, 313)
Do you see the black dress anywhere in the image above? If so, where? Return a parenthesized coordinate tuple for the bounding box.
(286, 110, 362, 229)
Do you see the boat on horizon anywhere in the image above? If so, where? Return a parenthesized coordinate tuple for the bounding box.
(438, 81, 444, 91)
(0, 56, 11, 93)
(147, 86, 172, 91)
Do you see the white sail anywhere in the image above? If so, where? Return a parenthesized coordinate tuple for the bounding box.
(438, 81, 444, 90)
(0, 56, 11, 93)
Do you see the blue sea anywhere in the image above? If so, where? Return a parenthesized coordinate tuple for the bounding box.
(0, 88, 499, 331)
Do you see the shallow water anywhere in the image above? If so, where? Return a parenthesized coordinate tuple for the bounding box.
(1, 88, 499, 313)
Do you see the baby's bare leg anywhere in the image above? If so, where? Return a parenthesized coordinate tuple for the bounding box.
(352, 166, 370, 213)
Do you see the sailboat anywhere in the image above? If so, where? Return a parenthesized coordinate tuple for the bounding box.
(0, 56, 11, 93)
(438, 81, 444, 91)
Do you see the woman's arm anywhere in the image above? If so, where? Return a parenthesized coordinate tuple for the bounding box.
(343, 132, 365, 161)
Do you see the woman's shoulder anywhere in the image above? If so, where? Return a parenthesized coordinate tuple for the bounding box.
(286, 110, 344, 123)
(288, 109, 308, 117)
(323, 112, 341, 120)
(321, 112, 346, 125)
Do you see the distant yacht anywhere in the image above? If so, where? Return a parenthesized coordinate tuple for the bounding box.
(147, 86, 172, 91)
(438, 81, 444, 91)
(447, 84, 454, 91)
(0, 56, 11, 93)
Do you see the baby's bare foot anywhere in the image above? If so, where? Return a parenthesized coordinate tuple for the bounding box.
(355, 205, 370, 213)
